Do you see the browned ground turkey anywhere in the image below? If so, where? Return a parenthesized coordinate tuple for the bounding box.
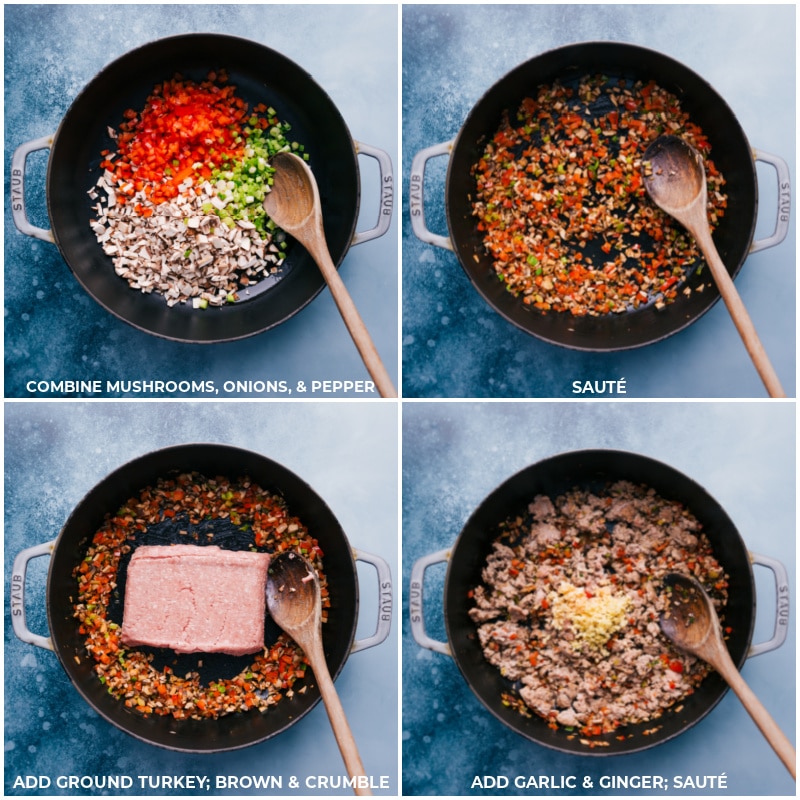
(469, 480, 728, 740)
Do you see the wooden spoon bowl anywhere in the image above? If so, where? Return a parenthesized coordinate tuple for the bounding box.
(266, 551, 373, 795)
(264, 153, 396, 398)
(643, 136, 785, 397)
(660, 573, 795, 776)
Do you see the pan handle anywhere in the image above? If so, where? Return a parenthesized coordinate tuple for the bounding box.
(351, 141, 394, 246)
(10, 539, 56, 651)
(747, 551, 790, 658)
(409, 548, 452, 656)
(409, 140, 456, 251)
(749, 149, 791, 255)
(350, 548, 393, 654)
(11, 134, 56, 243)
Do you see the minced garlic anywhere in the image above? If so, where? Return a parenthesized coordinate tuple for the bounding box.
(549, 581, 631, 650)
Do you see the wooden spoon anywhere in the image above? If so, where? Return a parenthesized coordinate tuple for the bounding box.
(266, 551, 373, 795)
(642, 135, 785, 398)
(660, 573, 795, 777)
(263, 152, 397, 398)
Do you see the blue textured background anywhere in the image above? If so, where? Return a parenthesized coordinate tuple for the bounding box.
(5, 4, 398, 398)
(402, 401, 795, 795)
(5, 402, 398, 795)
(402, 4, 795, 398)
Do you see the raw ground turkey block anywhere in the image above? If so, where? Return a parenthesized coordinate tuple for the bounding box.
(120, 544, 271, 655)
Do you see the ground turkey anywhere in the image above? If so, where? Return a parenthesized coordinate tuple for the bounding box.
(120, 544, 271, 655)
(469, 480, 728, 738)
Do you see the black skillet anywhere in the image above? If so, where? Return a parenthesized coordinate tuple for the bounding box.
(11, 444, 389, 752)
(410, 42, 789, 351)
(410, 449, 789, 755)
(11, 34, 391, 343)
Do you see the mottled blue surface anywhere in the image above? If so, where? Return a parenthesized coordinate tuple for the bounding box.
(402, 4, 796, 398)
(5, 402, 398, 795)
(402, 401, 795, 795)
(5, 4, 398, 399)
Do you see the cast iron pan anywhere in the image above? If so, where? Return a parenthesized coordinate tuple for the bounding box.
(430, 450, 774, 754)
(33, 444, 360, 752)
(30, 34, 364, 342)
(435, 42, 766, 350)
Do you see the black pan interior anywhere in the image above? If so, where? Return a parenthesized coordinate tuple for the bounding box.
(47, 34, 360, 343)
(446, 42, 758, 351)
(444, 449, 755, 755)
(46, 444, 358, 752)
(108, 515, 284, 684)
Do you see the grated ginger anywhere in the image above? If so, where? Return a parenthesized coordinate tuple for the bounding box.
(549, 581, 631, 651)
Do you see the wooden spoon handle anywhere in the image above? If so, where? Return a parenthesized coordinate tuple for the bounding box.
(694, 227, 785, 398)
(311, 245, 397, 399)
(715, 655, 796, 778)
(307, 638, 373, 795)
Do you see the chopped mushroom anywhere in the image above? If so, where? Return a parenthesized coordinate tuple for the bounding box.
(469, 480, 729, 740)
(471, 74, 728, 316)
(89, 71, 305, 307)
(73, 472, 328, 721)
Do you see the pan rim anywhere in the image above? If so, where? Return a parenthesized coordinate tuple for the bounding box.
(44, 33, 362, 344)
(43, 442, 361, 752)
(441, 447, 758, 755)
(443, 40, 758, 352)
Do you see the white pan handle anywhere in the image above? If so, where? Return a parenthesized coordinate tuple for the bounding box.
(409, 140, 455, 251)
(351, 141, 394, 246)
(747, 551, 790, 657)
(409, 548, 452, 656)
(11, 134, 56, 243)
(749, 149, 790, 254)
(350, 548, 393, 654)
(11, 540, 56, 651)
